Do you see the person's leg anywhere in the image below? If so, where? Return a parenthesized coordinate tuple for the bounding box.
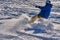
(30, 14, 43, 23)
(30, 14, 38, 23)
(38, 15, 43, 18)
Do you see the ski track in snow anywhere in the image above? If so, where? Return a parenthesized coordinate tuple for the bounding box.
(0, 0, 60, 40)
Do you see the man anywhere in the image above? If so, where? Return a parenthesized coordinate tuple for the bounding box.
(30, 1, 53, 23)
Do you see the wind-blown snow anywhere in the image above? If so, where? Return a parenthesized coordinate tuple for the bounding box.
(0, 0, 60, 40)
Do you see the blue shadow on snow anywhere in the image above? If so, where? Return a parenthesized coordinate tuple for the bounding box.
(25, 27, 47, 34)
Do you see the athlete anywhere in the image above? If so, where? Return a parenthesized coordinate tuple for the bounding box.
(30, 1, 53, 23)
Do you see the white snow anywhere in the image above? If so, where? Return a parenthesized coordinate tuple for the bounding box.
(0, 0, 60, 40)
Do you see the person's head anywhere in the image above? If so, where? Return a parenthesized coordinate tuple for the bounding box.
(47, 1, 51, 4)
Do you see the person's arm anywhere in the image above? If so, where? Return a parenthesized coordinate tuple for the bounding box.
(50, 4, 53, 8)
(35, 5, 40, 8)
(35, 5, 44, 9)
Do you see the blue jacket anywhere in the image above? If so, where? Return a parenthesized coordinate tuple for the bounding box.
(35, 3, 53, 19)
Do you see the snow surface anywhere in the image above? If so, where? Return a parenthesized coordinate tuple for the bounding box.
(0, 0, 60, 40)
